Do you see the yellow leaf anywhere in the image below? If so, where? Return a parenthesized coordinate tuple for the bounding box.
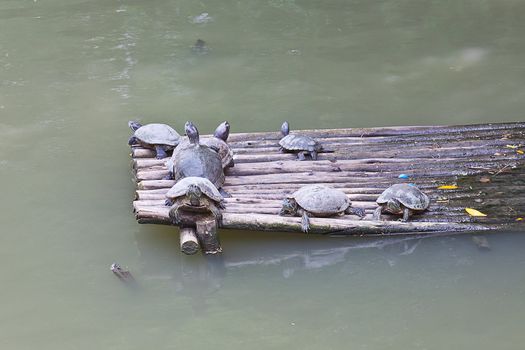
(517, 218, 523, 221)
(465, 208, 487, 217)
(517, 150, 524, 155)
(438, 185, 458, 190)
(506, 144, 518, 149)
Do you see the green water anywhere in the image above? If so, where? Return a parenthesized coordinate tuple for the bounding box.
(1, 0, 524, 349)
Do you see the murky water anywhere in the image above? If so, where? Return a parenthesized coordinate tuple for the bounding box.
(1, 0, 524, 349)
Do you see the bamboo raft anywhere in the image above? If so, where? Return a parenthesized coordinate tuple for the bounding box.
(131, 122, 525, 252)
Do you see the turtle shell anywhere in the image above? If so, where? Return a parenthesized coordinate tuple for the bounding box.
(290, 185, 350, 215)
(166, 176, 222, 202)
(376, 184, 430, 211)
(202, 137, 234, 168)
(171, 143, 225, 188)
(279, 134, 320, 152)
(134, 123, 180, 147)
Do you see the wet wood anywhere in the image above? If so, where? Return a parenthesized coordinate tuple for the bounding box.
(129, 122, 525, 238)
(180, 227, 200, 255)
(195, 218, 222, 254)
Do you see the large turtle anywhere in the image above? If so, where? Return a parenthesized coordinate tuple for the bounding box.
(279, 121, 322, 160)
(280, 185, 365, 232)
(128, 121, 181, 159)
(165, 121, 226, 191)
(374, 184, 430, 221)
(165, 176, 224, 225)
(202, 121, 234, 168)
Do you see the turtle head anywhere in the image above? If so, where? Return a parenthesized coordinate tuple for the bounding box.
(214, 121, 230, 141)
(280, 198, 298, 216)
(187, 184, 203, 206)
(185, 121, 200, 144)
(281, 121, 290, 136)
(386, 198, 403, 214)
(128, 136, 139, 145)
(128, 121, 142, 131)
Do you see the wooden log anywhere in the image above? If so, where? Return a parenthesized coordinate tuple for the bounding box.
(195, 218, 222, 254)
(225, 122, 525, 142)
(180, 228, 200, 255)
(220, 213, 495, 235)
(134, 155, 519, 180)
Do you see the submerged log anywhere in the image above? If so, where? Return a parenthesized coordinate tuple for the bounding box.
(130, 122, 525, 238)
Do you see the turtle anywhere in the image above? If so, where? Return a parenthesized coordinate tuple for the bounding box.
(280, 185, 366, 233)
(165, 176, 225, 225)
(373, 183, 430, 221)
(202, 121, 234, 168)
(128, 121, 181, 159)
(165, 121, 226, 193)
(278, 121, 322, 160)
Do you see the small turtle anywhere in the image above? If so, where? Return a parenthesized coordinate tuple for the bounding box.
(165, 176, 224, 225)
(165, 121, 226, 192)
(202, 121, 234, 168)
(278, 121, 322, 160)
(280, 185, 365, 233)
(374, 184, 430, 221)
(128, 121, 181, 159)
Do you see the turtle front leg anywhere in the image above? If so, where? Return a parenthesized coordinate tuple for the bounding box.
(310, 150, 318, 160)
(297, 152, 306, 161)
(372, 206, 383, 221)
(163, 170, 174, 180)
(168, 204, 182, 225)
(165, 198, 174, 206)
(299, 210, 310, 233)
(155, 145, 168, 159)
(208, 204, 223, 223)
(346, 206, 366, 219)
(401, 207, 412, 222)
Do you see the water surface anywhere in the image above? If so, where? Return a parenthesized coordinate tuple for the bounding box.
(1, 0, 524, 349)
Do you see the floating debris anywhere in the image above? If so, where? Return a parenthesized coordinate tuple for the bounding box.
(191, 12, 213, 24)
(438, 185, 458, 190)
(517, 150, 524, 155)
(517, 218, 523, 221)
(287, 49, 301, 56)
(398, 174, 409, 179)
(506, 144, 518, 149)
(465, 208, 487, 217)
(110, 263, 134, 281)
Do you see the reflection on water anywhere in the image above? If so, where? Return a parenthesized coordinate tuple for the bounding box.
(1, 0, 525, 348)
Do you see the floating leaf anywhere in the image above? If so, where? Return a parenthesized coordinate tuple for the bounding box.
(398, 174, 409, 179)
(517, 150, 524, 155)
(494, 152, 502, 156)
(506, 144, 518, 149)
(438, 185, 458, 190)
(517, 218, 523, 221)
(465, 208, 487, 217)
